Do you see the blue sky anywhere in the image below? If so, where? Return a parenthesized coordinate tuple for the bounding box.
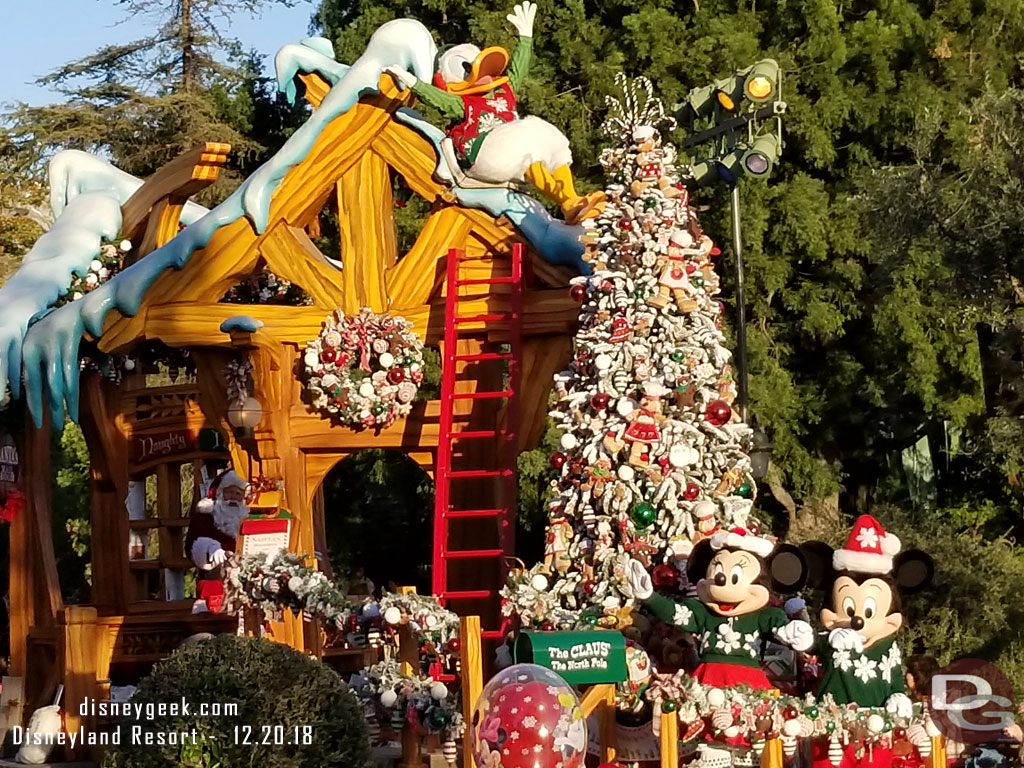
(0, 0, 319, 106)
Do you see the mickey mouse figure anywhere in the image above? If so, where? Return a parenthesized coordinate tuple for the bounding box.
(628, 524, 814, 689)
(799, 515, 934, 715)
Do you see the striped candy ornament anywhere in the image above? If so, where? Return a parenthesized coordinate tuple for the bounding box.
(442, 738, 457, 765)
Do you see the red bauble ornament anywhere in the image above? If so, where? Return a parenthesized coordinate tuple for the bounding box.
(618, 217, 633, 231)
(582, 580, 597, 595)
(570, 284, 587, 302)
(685, 263, 697, 274)
(320, 348, 337, 363)
(683, 482, 700, 501)
(652, 564, 679, 589)
(591, 392, 610, 411)
(783, 706, 799, 720)
(549, 452, 567, 470)
(894, 727, 907, 741)
(446, 638, 462, 653)
(705, 399, 732, 427)
(387, 368, 405, 384)
(540, 621, 556, 631)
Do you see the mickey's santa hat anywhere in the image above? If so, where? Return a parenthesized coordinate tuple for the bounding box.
(833, 514, 901, 574)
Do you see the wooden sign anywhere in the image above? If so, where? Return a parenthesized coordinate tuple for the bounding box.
(240, 509, 293, 558)
(514, 630, 628, 685)
(0, 434, 18, 487)
(132, 429, 197, 464)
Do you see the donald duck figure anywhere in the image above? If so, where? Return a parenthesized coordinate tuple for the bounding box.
(386, 2, 606, 224)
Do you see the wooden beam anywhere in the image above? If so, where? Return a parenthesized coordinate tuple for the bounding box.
(459, 616, 483, 766)
(60, 605, 100, 758)
(386, 207, 472, 309)
(371, 122, 446, 204)
(260, 222, 345, 311)
(336, 151, 396, 313)
(121, 142, 231, 258)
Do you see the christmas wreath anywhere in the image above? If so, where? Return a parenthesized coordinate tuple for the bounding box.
(301, 308, 425, 429)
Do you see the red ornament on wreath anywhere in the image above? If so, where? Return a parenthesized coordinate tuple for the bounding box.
(471, 664, 586, 768)
(705, 399, 732, 427)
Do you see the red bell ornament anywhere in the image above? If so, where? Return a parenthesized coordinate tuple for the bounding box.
(705, 399, 732, 427)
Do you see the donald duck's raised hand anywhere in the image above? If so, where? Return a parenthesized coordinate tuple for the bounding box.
(507, 1, 537, 37)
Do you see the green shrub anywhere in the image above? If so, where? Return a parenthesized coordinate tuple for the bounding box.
(103, 635, 372, 768)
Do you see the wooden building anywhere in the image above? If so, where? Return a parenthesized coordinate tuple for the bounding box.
(7, 73, 579, 739)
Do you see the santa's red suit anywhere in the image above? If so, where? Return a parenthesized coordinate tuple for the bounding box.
(186, 470, 248, 611)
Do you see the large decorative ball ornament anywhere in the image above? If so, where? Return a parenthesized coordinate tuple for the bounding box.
(549, 452, 567, 470)
(378, 352, 395, 368)
(540, 621, 556, 632)
(530, 573, 550, 592)
(381, 689, 399, 708)
(783, 706, 799, 720)
(471, 664, 586, 768)
(630, 502, 657, 529)
(683, 482, 701, 501)
(428, 706, 451, 730)
(661, 700, 677, 713)
(616, 397, 636, 417)
(320, 348, 337, 363)
(652, 564, 678, 588)
(594, 354, 612, 371)
(894, 727, 907, 741)
(583, 614, 598, 626)
(782, 720, 802, 738)
(705, 399, 732, 427)
(570, 284, 587, 302)
(387, 368, 405, 385)
(867, 714, 886, 734)
(383, 606, 403, 625)
(735, 482, 753, 498)
(806, 706, 819, 719)
(430, 682, 449, 701)
(670, 350, 685, 363)
(560, 433, 578, 451)
(617, 465, 635, 482)
(447, 638, 462, 653)
(591, 393, 610, 411)
(706, 688, 726, 708)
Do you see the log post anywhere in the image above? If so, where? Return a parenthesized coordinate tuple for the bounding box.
(61, 605, 99, 758)
(659, 709, 678, 768)
(460, 615, 483, 764)
(398, 586, 423, 768)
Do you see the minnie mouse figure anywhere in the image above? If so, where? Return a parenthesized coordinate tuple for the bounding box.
(628, 524, 814, 689)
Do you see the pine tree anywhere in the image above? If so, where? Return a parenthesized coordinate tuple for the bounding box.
(5, 0, 305, 201)
(503, 78, 755, 629)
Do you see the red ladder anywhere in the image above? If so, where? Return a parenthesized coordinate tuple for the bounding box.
(432, 245, 524, 640)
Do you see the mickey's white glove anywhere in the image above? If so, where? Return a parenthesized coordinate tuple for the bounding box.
(775, 619, 815, 652)
(828, 627, 866, 653)
(885, 692, 913, 719)
(506, 1, 537, 37)
(384, 66, 418, 90)
(210, 548, 228, 566)
(627, 560, 653, 600)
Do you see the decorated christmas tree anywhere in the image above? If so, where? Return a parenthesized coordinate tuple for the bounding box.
(504, 76, 759, 630)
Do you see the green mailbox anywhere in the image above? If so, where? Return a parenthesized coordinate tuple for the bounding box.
(513, 630, 628, 685)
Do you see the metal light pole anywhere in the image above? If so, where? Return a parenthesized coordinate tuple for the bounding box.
(729, 183, 748, 423)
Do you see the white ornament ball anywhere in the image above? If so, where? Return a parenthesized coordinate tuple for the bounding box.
(358, 381, 375, 398)
(287, 576, 304, 593)
(380, 689, 398, 708)
(424, 614, 439, 629)
(560, 433, 578, 450)
(379, 352, 395, 368)
(617, 465, 635, 482)
(383, 606, 402, 625)
(123, 358, 136, 371)
(616, 398, 636, 417)
(430, 682, 449, 701)
(595, 354, 612, 371)
(782, 719, 802, 737)
(530, 574, 549, 591)
(867, 714, 886, 734)
(724, 726, 741, 738)
(706, 688, 726, 708)
(119, 239, 132, 252)
(304, 351, 319, 368)
(90, 259, 103, 272)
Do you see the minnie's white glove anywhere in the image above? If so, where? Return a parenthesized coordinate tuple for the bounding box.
(506, 1, 537, 37)
(210, 548, 228, 566)
(775, 619, 815, 652)
(384, 66, 418, 90)
(627, 560, 653, 600)
(885, 692, 913, 719)
(828, 627, 866, 653)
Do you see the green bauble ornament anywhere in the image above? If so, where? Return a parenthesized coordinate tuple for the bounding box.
(583, 614, 599, 626)
(692, 276, 705, 287)
(825, 721, 836, 734)
(427, 707, 450, 730)
(735, 482, 753, 498)
(662, 701, 677, 713)
(632, 289, 645, 299)
(806, 706, 819, 719)
(670, 350, 685, 363)
(630, 502, 657, 529)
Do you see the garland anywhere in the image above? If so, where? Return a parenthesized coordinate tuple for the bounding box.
(350, 658, 465, 738)
(222, 266, 312, 306)
(301, 308, 425, 429)
(646, 673, 938, 763)
(56, 239, 131, 307)
(225, 552, 460, 644)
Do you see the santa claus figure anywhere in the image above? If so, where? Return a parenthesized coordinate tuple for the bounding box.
(186, 470, 249, 610)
